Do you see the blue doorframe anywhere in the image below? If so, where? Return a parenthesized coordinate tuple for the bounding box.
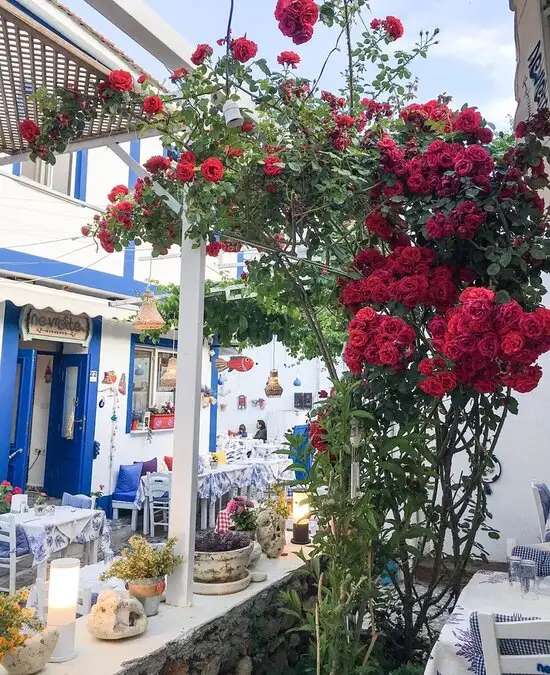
(0, 302, 21, 481)
(81, 317, 101, 493)
(8, 350, 37, 487)
(209, 337, 219, 452)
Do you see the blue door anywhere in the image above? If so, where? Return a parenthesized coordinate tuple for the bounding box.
(44, 354, 90, 497)
(8, 350, 37, 488)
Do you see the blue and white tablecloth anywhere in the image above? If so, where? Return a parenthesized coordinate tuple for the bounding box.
(1, 506, 108, 565)
(134, 456, 290, 507)
(425, 570, 550, 674)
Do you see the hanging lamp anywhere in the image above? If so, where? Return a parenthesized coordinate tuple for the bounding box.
(265, 337, 283, 398)
(160, 356, 177, 388)
(132, 290, 165, 331)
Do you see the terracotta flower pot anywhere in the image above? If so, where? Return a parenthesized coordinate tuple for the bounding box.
(1, 628, 59, 675)
(126, 577, 165, 617)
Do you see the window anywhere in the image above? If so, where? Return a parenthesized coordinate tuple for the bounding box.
(130, 346, 176, 430)
(19, 153, 74, 196)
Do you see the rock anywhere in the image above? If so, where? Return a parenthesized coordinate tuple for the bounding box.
(248, 540, 262, 567)
(234, 656, 253, 675)
(250, 571, 267, 583)
(87, 590, 148, 640)
(1, 628, 59, 675)
(256, 507, 285, 558)
(200, 655, 220, 675)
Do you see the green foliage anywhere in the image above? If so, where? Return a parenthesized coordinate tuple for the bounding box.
(100, 536, 182, 581)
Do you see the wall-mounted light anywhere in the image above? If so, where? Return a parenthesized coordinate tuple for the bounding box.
(222, 100, 244, 128)
(47, 558, 80, 662)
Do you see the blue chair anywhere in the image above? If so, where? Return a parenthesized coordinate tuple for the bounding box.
(290, 424, 312, 482)
(112, 463, 143, 531)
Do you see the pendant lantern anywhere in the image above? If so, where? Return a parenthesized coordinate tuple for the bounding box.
(132, 290, 165, 331)
(160, 356, 177, 388)
(265, 337, 283, 398)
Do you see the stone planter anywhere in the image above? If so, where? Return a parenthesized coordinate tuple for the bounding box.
(193, 544, 252, 584)
(126, 577, 165, 617)
(1, 628, 59, 675)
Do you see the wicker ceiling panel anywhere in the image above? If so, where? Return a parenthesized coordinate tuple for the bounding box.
(0, 0, 136, 155)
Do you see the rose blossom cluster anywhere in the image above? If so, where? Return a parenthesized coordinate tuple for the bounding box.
(376, 133, 495, 201)
(344, 307, 416, 374)
(370, 16, 404, 41)
(417, 357, 456, 398)
(341, 246, 459, 312)
(205, 240, 243, 257)
(428, 288, 550, 394)
(425, 201, 487, 240)
(275, 0, 319, 45)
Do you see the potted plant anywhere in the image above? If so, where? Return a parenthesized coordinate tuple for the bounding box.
(194, 530, 252, 584)
(100, 535, 182, 616)
(228, 496, 257, 532)
(33, 493, 47, 517)
(148, 402, 175, 430)
(0, 481, 23, 515)
(209, 454, 218, 470)
(0, 589, 59, 675)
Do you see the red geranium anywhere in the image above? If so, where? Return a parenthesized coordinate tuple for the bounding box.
(191, 43, 213, 66)
(277, 51, 301, 68)
(19, 119, 40, 143)
(107, 69, 133, 92)
(231, 36, 258, 63)
(143, 95, 164, 115)
(200, 157, 224, 182)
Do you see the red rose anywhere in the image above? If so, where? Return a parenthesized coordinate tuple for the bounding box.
(515, 121, 527, 138)
(191, 43, 213, 66)
(108, 69, 133, 92)
(349, 330, 368, 349)
(459, 287, 495, 303)
(80, 226, 89, 236)
(107, 184, 129, 203)
(519, 312, 546, 338)
(143, 155, 171, 174)
(477, 127, 494, 144)
(465, 145, 490, 163)
(19, 119, 40, 143)
(200, 157, 224, 182)
(501, 331, 525, 355)
(231, 36, 258, 63)
(478, 333, 500, 358)
(454, 158, 474, 177)
(181, 150, 196, 166)
(278, 13, 299, 37)
(418, 375, 445, 398)
(171, 67, 188, 82)
(143, 95, 164, 115)
(496, 300, 523, 333)
(378, 342, 400, 366)
(264, 156, 283, 176)
(137, 74, 147, 84)
(455, 107, 482, 133)
(242, 121, 255, 133)
(300, 1, 319, 25)
(206, 241, 223, 257)
(418, 358, 433, 375)
(277, 51, 301, 68)
(383, 15, 404, 40)
(439, 372, 457, 393)
(407, 173, 425, 192)
(175, 161, 195, 183)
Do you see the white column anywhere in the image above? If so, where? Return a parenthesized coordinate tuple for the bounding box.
(166, 229, 205, 607)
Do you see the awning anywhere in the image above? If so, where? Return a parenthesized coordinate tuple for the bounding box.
(0, 278, 134, 320)
(512, 0, 550, 124)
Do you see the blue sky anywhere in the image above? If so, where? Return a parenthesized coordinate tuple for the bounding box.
(63, 0, 517, 130)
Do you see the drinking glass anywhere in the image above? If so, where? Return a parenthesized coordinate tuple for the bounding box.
(102, 547, 114, 565)
(508, 555, 522, 592)
(520, 559, 539, 599)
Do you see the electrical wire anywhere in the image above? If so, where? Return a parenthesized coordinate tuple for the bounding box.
(18, 253, 112, 284)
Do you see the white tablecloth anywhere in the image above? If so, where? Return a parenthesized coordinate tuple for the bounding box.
(0, 506, 108, 564)
(425, 570, 550, 674)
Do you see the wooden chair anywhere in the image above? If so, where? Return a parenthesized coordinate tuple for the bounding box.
(478, 612, 550, 674)
(0, 515, 32, 594)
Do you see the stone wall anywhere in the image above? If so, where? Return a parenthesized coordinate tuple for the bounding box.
(118, 573, 314, 675)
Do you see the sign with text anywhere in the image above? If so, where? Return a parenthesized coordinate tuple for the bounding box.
(20, 305, 92, 345)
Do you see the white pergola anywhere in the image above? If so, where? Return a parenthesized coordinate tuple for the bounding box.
(0, 0, 212, 607)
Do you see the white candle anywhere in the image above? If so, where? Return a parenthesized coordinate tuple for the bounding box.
(47, 558, 80, 662)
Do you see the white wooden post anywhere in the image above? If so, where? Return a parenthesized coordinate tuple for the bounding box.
(166, 232, 205, 607)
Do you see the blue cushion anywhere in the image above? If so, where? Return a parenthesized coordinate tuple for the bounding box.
(135, 458, 157, 476)
(115, 463, 142, 495)
(112, 490, 137, 503)
(62, 493, 93, 509)
(0, 525, 29, 558)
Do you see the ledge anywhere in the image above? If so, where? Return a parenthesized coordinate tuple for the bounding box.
(39, 545, 311, 675)
(129, 428, 174, 435)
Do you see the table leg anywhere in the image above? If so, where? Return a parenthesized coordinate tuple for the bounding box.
(89, 537, 99, 564)
(200, 498, 208, 530)
(208, 499, 216, 529)
(143, 501, 149, 536)
(36, 561, 47, 621)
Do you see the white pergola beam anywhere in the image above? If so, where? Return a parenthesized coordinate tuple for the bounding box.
(84, 0, 195, 71)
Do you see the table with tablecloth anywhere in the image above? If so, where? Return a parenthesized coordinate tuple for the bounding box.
(133, 455, 290, 530)
(425, 569, 550, 675)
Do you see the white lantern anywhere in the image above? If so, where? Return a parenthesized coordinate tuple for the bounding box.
(223, 100, 244, 128)
(47, 558, 80, 662)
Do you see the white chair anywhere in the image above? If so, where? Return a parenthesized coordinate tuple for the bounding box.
(0, 515, 32, 594)
(143, 472, 171, 537)
(478, 612, 550, 674)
